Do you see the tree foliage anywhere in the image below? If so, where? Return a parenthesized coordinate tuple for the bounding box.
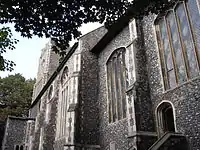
(0, 74, 35, 121)
(0, 0, 176, 55)
(0, 27, 18, 71)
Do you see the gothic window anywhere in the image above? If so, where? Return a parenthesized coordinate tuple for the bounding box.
(56, 66, 69, 138)
(155, 0, 200, 90)
(15, 145, 24, 150)
(107, 48, 127, 123)
(61, 66, 68, 86)
(58, 86, 68, 138)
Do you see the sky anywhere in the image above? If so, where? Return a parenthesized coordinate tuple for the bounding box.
(0, 22, 102, 79)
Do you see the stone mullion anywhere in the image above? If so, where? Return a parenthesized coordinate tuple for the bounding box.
(63, 87, 67, 137)
(184, 2, 200, 71)
(60, 90, 64, 137)
(117, 53, 123, 120)
(67, 78, 74, 143)
(67, 78, 73, 141)
(165, 15, 179, 85)
(62, 90, 65, 137)
(156, 23, 170, 90)
(62, 89, 65, 137)
(57, 90, 61, 138)
(174, 8, 191, 80)
(68, 77, 74, 144)
(113, 55, 120, 121)
(107, 62, 113, 123)
(121, 51, 127, 118)
(112, 57, 118, 121)
(55, 91, 60, 139)
(110, 59, 116, 122)
(66, 83, 70, 138)
(63, 90, 66, 137)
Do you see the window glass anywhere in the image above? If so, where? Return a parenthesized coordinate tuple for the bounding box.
(159, 20, 176, 89)
(166, 12, 187, 84)
(107, 48, 127, 123)
(176, 3, 199, 78)
(187, 0, 200, 62)
(121, 53, 127, 118)
(107, 62, 112, 122)
(155, 1, 200, 90)
(111, 58, 117, 122)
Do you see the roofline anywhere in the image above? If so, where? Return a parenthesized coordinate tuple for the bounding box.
(30, 4, 138, 108)
(90, 6, 136, 54)
(78, 25, 105, 39)
(30, 42, 79, 108)
(7, 116, 35, 121)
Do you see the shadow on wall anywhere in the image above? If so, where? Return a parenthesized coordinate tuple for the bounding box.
(0, 121, 5, 150)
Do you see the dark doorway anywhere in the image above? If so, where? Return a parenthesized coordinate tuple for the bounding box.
(157, 102, 175, 136)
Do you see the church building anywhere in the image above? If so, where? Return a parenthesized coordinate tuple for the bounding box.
(2, 0, 200, 149)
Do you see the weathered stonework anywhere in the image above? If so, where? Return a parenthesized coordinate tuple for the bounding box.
(3, 6, 200, 149)
(1, 117, 34, 150)
(142, 14, 200, 150)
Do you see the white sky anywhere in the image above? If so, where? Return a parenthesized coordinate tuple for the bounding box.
(0, 22, 102, 79)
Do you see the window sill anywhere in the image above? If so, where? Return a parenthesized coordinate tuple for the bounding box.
(163, 75, 200, 94)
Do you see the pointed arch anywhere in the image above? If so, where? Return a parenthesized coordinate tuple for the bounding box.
(106, 47, 127, 123)
(61, 66, 68, 86)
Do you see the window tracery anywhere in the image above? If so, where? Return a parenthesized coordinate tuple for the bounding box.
(107, 48, 127, 123)
(155, 0, 200, 90)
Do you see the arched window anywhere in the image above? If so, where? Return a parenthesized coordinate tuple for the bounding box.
(56, 66, 69, 138)
(156, 101, 176, 136)
(61, 66, 68, 86)
(15, 145, 19, 150)
(107, 48, 127, 123)
(155, 1, 200, 90)
(20, 145, 24, 150)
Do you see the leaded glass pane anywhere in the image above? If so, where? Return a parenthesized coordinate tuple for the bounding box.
(166, 12, 187, 84)
(107, 62, 112, 122)
(160, 22, 173, 71)
(114, 56, 120, 120)
(176, 3, 199, 78)
(159, 20, 176, 89)
(168, 70, 176, 88)
(156, 23, 168, 89)
(121, 51, 127, 118)
(107, 48, 127, 122)
(111, 58, 117, 122)
(187, 0, 200, 66)
(116, 54, 122, 120)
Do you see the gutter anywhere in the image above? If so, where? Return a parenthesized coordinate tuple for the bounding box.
(30, 42, 78, 108)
